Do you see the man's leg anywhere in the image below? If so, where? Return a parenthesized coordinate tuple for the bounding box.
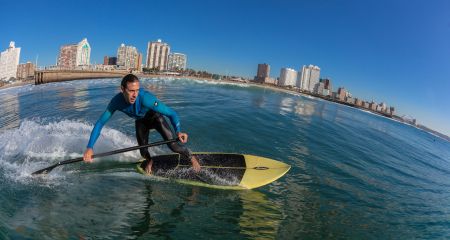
(135, 118, 153, 174)
(152, 114, 200, 171)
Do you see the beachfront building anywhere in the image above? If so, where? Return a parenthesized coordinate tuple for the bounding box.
(380, 102, 387, 112)
(369, 101, 377, 111)
(346, 97, 355, 105)
(137, 53, 143, 71)
(0, 41, 21, 81)
(390, 107, 395, 116)
(146, 39, 170, 71)
(316, 82, 324, 95)
(254, 63, 270, 83)
(57, 38, 91, 69)
(103, 56, 117, 65)
(167, 53, 187, 71)
(299, 65, 320, 92)
(278, 68, 298, 87)
(319, 78, 332, 96)
(355, 98, 363, 107)
(16, 62, 35, 80)
(362, 101, 370, 109)
(58, 44, 77, 69)
(337, 87, 347, 102)
(117, 44, 140, 70)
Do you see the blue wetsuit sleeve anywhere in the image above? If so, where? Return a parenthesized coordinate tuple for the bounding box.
(86, 109, 114, 149)
(142, 93, 181, 133)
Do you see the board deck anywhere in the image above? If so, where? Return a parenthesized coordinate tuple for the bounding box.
(136, 153, 290, 190)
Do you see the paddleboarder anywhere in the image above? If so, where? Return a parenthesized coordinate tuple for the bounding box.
(83, 74, 201, 174)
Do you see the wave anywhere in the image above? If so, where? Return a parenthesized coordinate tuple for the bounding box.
(0, 119, 162, 184)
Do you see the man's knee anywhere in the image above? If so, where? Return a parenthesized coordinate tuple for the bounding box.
(139, 148, 151, 158)
(167, 142, 181, 152)
(155, 115, 165, 125)
(168, 142, 191, 158)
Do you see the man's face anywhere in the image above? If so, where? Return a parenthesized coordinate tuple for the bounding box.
(121, 81, 140, 104)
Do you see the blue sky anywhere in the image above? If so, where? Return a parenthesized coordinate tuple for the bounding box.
(1, 0, 449, 136)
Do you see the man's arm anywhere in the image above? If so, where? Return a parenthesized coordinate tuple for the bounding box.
(83, 109, 113, 162)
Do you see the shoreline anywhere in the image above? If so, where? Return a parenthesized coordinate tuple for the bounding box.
(0, 80, 34, 90)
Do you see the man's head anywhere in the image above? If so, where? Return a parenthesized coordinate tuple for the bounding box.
(121, 74, 140, 104)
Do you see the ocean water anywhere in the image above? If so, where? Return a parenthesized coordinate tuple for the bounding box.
(0, 78, 449, 239)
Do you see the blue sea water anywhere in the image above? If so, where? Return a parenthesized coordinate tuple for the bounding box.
(0, 77, 449, 239)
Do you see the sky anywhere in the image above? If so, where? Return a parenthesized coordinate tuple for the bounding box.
(1, 0, 449, 136)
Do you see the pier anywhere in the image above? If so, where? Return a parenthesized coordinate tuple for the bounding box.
(34, 70, 129, 85)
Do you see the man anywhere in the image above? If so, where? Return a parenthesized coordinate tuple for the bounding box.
(83, 74, 201, 174)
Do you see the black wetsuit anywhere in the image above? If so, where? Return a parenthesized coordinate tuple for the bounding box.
(136, 110, 192, 165)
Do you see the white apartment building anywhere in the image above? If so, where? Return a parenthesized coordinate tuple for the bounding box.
(0, 41, 21, 81)
(146, 39, 170, 71)
(278, 68, 298, 86)
(117, 43, 139, 70)
(167, 53, 187, 70)
(299, 65, 320, 92)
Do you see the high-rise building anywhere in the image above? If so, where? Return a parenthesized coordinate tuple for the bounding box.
(369, 101, 377, 111)
(109, 57, 117, 65)
(299, 65, 320, 92)
(390, 107, 395, 116)
(77, 38, 90, 66)
(337, 87, 347, 102)
(16, 62, 35, 80)
(320, 78, 332, 91)
(103, 56, 117, 65)
(380, 102, 387, 112)
(0, 41, 21, 81)
(58, 45, 77, 68)
(146, 39, 170, 71)
(316, 82, 325, 95)
(117, 43, 139, 70)
(355, 98, 363, 107)
(318, 78, 332, 96)
(254, 63, 270, 83)
(278, 68, 297, 86)
(136, 53, 143, 71)
(167, 53, 187, 70)
(57, 38, 91, 69)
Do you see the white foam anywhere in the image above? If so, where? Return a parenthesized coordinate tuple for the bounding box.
(140, 77, 250, 88)
(157, 167, 240, 186)
(0, 119, 166, 184)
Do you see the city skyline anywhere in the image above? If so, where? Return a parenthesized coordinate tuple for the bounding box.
(1, 0, 449, 136)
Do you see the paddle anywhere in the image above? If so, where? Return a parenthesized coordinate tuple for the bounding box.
(31, 138, 179, 175)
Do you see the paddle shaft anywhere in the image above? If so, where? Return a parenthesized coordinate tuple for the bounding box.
(32, 138, 179, 175)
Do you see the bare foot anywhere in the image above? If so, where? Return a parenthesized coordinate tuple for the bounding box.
(142, 160, 153, 175)
(191, 156, 201, 172)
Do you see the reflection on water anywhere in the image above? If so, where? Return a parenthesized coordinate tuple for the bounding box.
(56, 84, 90, 112)
(5, 168, 284, 239)
(294, 100, 315, 117)
(239, 190, 282, 239)
(0, 93, 20, 130)
(252, 94, 266, 108)
(73, 85, 89, 111)
(280, 97, 294, 115)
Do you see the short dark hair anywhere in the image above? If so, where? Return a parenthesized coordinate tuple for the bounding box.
(121, 74, 139, 89)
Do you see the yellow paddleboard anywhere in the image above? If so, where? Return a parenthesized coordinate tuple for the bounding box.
(136, 153, 290, 190)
